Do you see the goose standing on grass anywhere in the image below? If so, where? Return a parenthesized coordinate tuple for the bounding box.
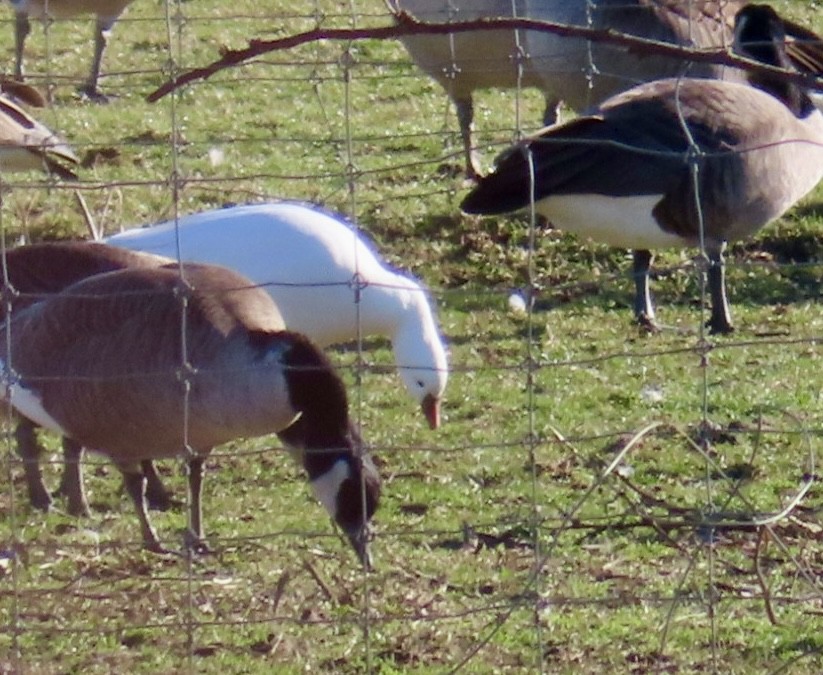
(393, 0, 823, 180)
(390, 0, 561, 181)
(0, 262, 381, 564)
(9, 0, 135, 101)
(105, 201, 449, 429)
(461, 4, 823, 333)
(1, 242, 174, 516)
(0, 91, 77, 178)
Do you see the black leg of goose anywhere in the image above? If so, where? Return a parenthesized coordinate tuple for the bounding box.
(706, 245, 734, 334)
(80, 18, 112, 102)
(61, 438, 91, 517)
(542, 96, 561, 126)
(142, 460, 174, 512)
(632, 249, 657, 330)
(184, 457, 209, 553)
(122, 469, 165, 553)
(13, 14, 31, 81)
(14, 418, 51, 512)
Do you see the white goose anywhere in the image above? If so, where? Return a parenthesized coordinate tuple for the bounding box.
(105, 201, 449, 428)
(461, 4, 823, 333)
(1, 262, 381, 563)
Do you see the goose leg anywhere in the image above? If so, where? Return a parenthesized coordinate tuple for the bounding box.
(60, 438, 91, 517)
(13, 13, 31, 81)
(632, 249, 657, 329)
(80, 17, 114, 101)
(542, 96, 561, 127)
(122, 468, 165, 553)
(185, 457, 208, 552)
(142, 460, 174, 511)
(454, 97, 482, 181)
(706, 244, 734, 334)
(14, 418, 52, 511)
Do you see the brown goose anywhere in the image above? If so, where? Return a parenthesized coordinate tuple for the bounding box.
(0, 92, 77, 178)
(1, 242, 172, 516)
(1, 262, 380, 563)
(461, 4, 823, 333)
(10, 0, 135, 101)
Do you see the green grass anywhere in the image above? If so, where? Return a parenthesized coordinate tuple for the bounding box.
(1, 0, 823, 672)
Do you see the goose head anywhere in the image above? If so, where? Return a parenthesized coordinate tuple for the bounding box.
(393, 332, 449, 429)
(734, 4, 816, 115)
(274, 332, 381, 567)
(390, 285, 449, 430)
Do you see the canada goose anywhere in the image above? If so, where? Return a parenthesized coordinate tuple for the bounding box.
(461, 4, 823, 333)
(394, 0, 822, 179)
(9, 0, 135, 101)
(1, 242, 173, 516)
(105, 201, 449, 429)
(0, 92, 77, 178)
(390, 0, 561, 180)
(0, 262, 381, 563)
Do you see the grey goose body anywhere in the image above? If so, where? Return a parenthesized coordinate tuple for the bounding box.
(10, 0, 135, 101)
(461, 4, 823, 332)
(1, 262, 380, 563)
(1, 242, 174, 516)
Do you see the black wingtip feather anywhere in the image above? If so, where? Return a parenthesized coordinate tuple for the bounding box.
(460, 148, 534, 215)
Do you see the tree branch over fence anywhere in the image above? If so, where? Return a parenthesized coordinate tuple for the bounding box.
(147, 12, 823, 102)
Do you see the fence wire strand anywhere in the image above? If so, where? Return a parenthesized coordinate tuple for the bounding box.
(0, 1, 821, 672)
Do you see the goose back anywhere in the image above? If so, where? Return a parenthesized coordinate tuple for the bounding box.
(8, 0, 133, 20)
(0, 242, 170, 316)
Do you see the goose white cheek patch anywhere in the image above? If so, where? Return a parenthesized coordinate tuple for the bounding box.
(309, 459, 351, 519)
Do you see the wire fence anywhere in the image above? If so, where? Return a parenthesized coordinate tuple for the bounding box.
(0, 0, 822, 672)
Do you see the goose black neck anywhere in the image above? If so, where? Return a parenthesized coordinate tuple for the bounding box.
(735, 4, 814, 117)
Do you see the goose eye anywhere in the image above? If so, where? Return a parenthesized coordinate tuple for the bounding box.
(416, 379, 425, 389)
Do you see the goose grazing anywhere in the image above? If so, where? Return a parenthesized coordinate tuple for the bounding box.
(0, 262, 381, 563)
(0, 92, 77, 178)
(105, 201, 449, 429)
(1, 242, 174, 516)
(461, 4, 823, 333)
(9, 0, 135, 101)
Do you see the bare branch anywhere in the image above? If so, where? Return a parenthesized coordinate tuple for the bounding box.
(147, 13, 823, 102)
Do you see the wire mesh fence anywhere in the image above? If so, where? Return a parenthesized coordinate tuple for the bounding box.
(0, 0, 822, 672)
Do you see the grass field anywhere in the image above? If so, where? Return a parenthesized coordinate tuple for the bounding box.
(1, 0, 822, 672)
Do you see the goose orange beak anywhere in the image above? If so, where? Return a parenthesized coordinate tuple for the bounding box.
(422, 394, 441, 430)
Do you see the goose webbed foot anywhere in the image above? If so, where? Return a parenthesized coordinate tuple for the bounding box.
(78, 84, 111, 103)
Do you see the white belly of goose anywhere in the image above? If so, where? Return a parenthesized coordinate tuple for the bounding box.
(536, 194, 686, 249)
(2, 373, 65, 436)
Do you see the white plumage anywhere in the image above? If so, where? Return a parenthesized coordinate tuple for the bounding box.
(105, 201, 449, 428)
